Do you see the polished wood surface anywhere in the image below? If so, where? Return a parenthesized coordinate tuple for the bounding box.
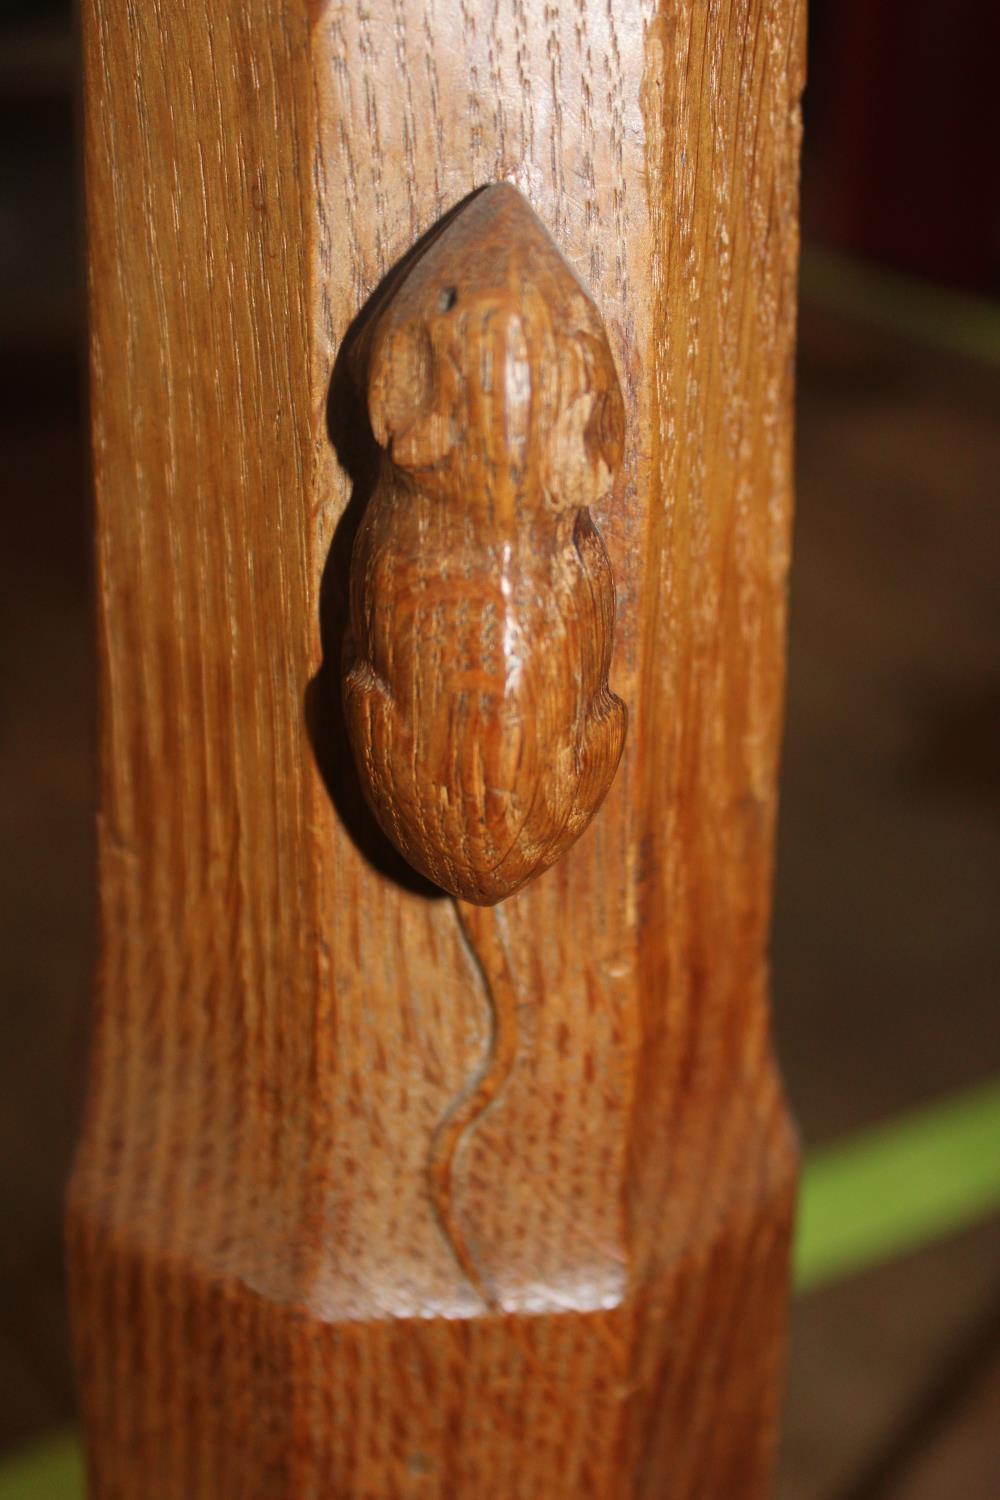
(345, 183, 626, 905)
(68, 1, 805, 1495)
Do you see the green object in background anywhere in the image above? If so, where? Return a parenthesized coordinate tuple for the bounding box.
(5, 1080, 1000, 1495)
(0, 1429, 82, 1500)
(800, 246, 1000, 367)
(795, 1077, 1000, 1292)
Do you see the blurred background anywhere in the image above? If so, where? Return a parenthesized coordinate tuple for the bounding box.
(0, 2, 997, 1495)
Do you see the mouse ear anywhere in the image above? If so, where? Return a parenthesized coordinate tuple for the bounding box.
(368, 323, 453, 471)
(585, 382, 625, 479)
(571, 327, 624, 480)
(542, 327, 625, 507)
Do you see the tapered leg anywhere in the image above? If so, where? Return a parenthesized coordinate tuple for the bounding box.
(69, 2, 805, 1494)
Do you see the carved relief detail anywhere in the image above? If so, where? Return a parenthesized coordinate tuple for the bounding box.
(343, 183, 627, 907)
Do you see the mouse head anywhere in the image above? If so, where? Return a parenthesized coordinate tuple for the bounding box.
(364, 185, 624, 519)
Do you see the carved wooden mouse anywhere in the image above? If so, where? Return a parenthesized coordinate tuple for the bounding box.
(343, 183, 626, 905)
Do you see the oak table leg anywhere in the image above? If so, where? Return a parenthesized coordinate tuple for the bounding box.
(68, 2, 805, 1496)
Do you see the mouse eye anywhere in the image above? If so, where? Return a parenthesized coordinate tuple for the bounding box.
(438, 286, 458, 313)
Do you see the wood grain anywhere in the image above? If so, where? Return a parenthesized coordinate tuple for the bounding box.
(344, 182, 626, 905)
(68, 1, 805, 1496)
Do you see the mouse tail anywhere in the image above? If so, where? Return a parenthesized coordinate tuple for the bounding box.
(427, 898, 520, 1309)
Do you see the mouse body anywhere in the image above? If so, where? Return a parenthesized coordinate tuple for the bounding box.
(344, 184, 626, 904)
